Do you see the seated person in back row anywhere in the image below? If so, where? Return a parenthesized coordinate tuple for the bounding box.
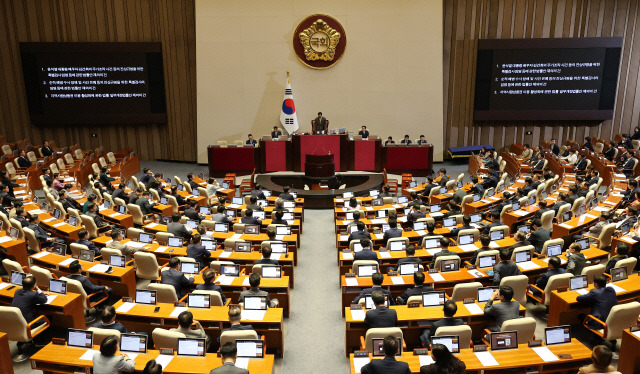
(255, 246, 279, 266)
(352, 272, 395, 305)
(360, 335, 411, 374)
(184, 200, 204, 222)
(93, 306, 128, 333)
(161, 257, 195, 299)
(246, 195, 263, 212)
(167, 212, 191, 240)
(605, 242, 628, 274)
(364, 290, 397, 328)
(400, 135, 412, 144)
(195, 269, 227, 304)
(76, 229, 102, 256)
(577, 274, 617, 330)
(383, 219, 403, 243)
(245, 134, 257, 146)
(354, 238, 378, 261)
(420, 300, 464, 347)
(271, 211, 288, 226)
(218, 306, 254, 343)
(483, 285, 520, 333)
(450, 214, 473, 238)
(170, 311, 210, 349)
(470, 234, 492, 265)
(430, 237, 455, 269)
(240, 208, 261, 225)
(532, 256, 565, 296)
(279, 186, 295, 201)
(492, 248, 522, 285)
(349, 221, 371, 242)
(238, 273, 278, 308)
(396, 271, 433, 305)
(187, 234, 210, 268)
(394, 244, 422, 271)
(68, 260, 112, 301)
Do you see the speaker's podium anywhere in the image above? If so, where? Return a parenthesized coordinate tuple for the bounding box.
(304, 154, 335, 178)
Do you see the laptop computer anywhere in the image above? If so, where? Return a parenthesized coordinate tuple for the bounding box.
(53, 208, 62, 220)
(611, 266, 628, 282)
(253, 211, 265, 220)
(443, 218, 456, 228)
(423, 238, 440, 249)
(458, 234, 474, 245)
(135, 289, 157, 305)
(262, 265, 281, 278)
(236, 339, 265, 358)
(138, 232, 153, 244)
(168, 236, 183, 248)
(177, 338, 206, 357)
(232, 197, 243, 205)
(234, 242, 251, 253)
(516, 224, 530, 234)
(185, 220, 197, 229)
(381, 224, 390, 233)
(276, 226, 291, 236)
(9, 227, 19, 240)
(357, 264, 377, 277)
(118, 205, 127, 215)
(67, 215, 79, 227)
(490, 230, 504, 241)
(10, 271, 26, 286)
(120, 333, 148, 355)
(48, 278, 67, 295)
(199, 206, 210, 215)
(365, 294, 388, 309)
(512, 202, 520, 211)
(269, 242, 287, 254)
(575, 237, 589, 250)
(570, 275, 588, 291)
(225, 210, 236, 218)
(160, 197, 168, 205)
(477, 286, 497, 302)
(562, 211, 572, 222)
(397, 196, 408, 204)
(515, 250, 531, 263)
(431, 335, 460, 353)
(220, 264, 239, 277)
(547, 244, 562, 257)
(201, 239, 216, 250)
(478, 254, 497, 268)
(372, 337, 402, 356)
(343, 192, 354, 199)
(187, 294, 210, 308)
(110, 255, 126, 268)
(221, 182, 230, 189)
(372, 198, 383, 207)
(283, 201, 295, 209)
(486, 189, 495, 197)
(181, 262, 200, 275)
(67, 329, 93, 348)
(214, 223, 228, 233)
(545, 325, 571, 345)
(413, 221, 426, 231)
(409, 181, 417, 188)
(389, 241, 406, 252)
(345, 212, 354, 220)
(244, 225, 260, 235)
(244, 295, 268, 310)
(430, 205, 442, 213)
(370, 190, 379, 198)
(490, 331, 518, 351)
(470, 213, 482, 223)
(440, 259, 459, 272)
(473, 194, 481, 202)
(422, 291, 446, 307)
(377, 210, 388, 218)
(79, 249, 95, 263)
(399, 263, 419, 276)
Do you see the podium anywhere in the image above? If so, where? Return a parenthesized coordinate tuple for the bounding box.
(305, 154, 335, 178)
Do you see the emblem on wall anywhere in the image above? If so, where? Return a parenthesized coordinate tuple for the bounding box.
(294, 14, 346, 69)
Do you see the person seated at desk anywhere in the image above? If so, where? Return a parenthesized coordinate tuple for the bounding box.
(484, 153, 499, 171)
(358, 125, 370, 138)
(184, 200, 204, 222)
(272, 210, 288, 226)
(364, 290, 397, 328)
(99, 166, 115, 193)
(187, 234, 210, 268)
(12, 275, 47, 328)
(140, 168, 154, 185)
(128, 188, 142, 205)
(112, 183, 128, 203)
(167, 212, 191, 240)
(577, 274, 617, 330)
(451, 183, 466, 205)
(92, 181, 109, 198)
(185, 173, 199, 191)
(420, 343, 466, 374)
(251, 184, 266, 200)
(197, 269, 227, 303)
(490, 192, 512, 215)
(360, 335, 411, 374)
(493, 248, 522, 285)
(383, 219, 403, 243)
(430, 238, 456, 269)
(585, 211, 611, 242)
(551, 192, 569, 214)
(41, 167, 53, 184)
(93, 335, 135, 374)
(562, 148, 578, 165)
(621, 133, 633, 149)
(312, 112, 328, 133)
(161, 257, 194, 299)
(205, 177, 220, 197)
(14, 206, 29, 227)
(566, 242, 587, 276)
(52, 173, 65, 191)
(210, 342, 250, 374)
(533, 199, 549, 220)
(385, 136, 395, 146)
(605, 242, 629, 275)
(506, 231, 531, 258)
(16, 150, 31, 168)
(396, 271, 433, 305)
(135, 191, 154, 216)
(170, 185, 187, 207)
(621, 150, 638, 177)
(520, 144, 532, 160)
(548, 138, 560, 155)
(420, 300, 465, 347)
(246, 195, 263, 212)
(443, 202, 460, 219)
(353, 272, 394, 305)
(394, 244, 422, 270)
(346, 197, 361, 211)
(400, 134, 412, 145)
(528, 146, 541, 164)
(574, 152, 588, 174)
(527, 219, 550, 254)
(623, 180, 640, 204)
(68, 260, 112, 302)
(578, 345, 616, 374)
(27, 215, 62, 249)
(354, 239, 378, 261)
(616, 146, 631, 166)
(437, 168, 449, 187)
(450, 214, 473, 238)
(211, 205, 232, 224)
(406, 206, 426, 227)
(470, 234, 492, 265)
(484, 285, 520, 332)
(532, 256, 565, 296)
(240, 208, 261, 225)
(421, 176, 437, 197)
(417, 135, 428, 145)
(378, 185, 393, 198)
(239, 273, 278, 307)
(532, 153, 546, 171)
(170, 311, 210, 349)
(245, 133, 257, 146)
(143, 360, 162, 374)
(93, 305, 128, 333)
(256, 246, 279, 266)
(469, 176, 484, 196)
(349, 222, 371, 242)
(603, 141, 616, 161)
(86, 203, 113, 233)
(425, 222, 436, 236)
(76, 229, 102, 256)
(219, 306, 254, 342)
(279, 186, 295, 201)
(41, 140, 54, 157)
(271, 126, 282, 139)
(483, 211, 504, 235)
(145, 173, 163, 193)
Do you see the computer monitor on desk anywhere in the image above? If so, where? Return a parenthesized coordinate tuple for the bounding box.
(181, 262, 200, 275)
(458, 234, 474, 245)
(220, 264, 239, 277)
(423, 238, 440, 249)
(547, 244, 562, 257)
(244, 296, 268, 310)
(177, 338, 206, 357)
(135, 289, 157, 305)
(478, 255, 497, 269)
(422, 291, 446, 307)
(440, 259, 459, 272)
(431, 335, 460, 353)
(187, 294, 210, 308)
(357, 264, 377, 277)
(236, 339, 265, 358)
(120, 333, 147, 354)
(477, 287, 497, 302)
(515, 250, 531, 263)
(490, 331, 518, 351)
(399, 263, 419, 276)
(490, 230, 504, 241)
(545, 325, 571, 345)
(48, 279, 67, 295)
(611, 267, 628, 282)
(372, 338, 402, 356)
(139, 232, 153, 244)
(67, 329, 93, 348)
(570, 275, 588, 291)
(389, 241, 406, 252)
(365, 294, 388, 309)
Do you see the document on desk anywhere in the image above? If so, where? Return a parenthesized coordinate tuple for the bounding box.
(468, 270, 484, 278)
(606, 283, 626, 293)
(390, 276, 405, 285)
(235, 357, 249, 369)
(350, 309, 365, 321)
(459, 244, 478, 252)
(364, 207, 374, 211)
(345, 278, 359, 286)
(0, 236, 12, 243)
(128, 241, 147, 248)
(242, 277, 250, 286)
(218, 251, 232, 258)
(427, 248, 443, 256)
(418, 355, 435, 366)
(633, 331, 640, 339)
(339, 235, 349, 241)
(475, 351, 499, 366)
(532, 346, 559, 362)
(28, 209, 45, 215)
(370, 219, 386, 224)
(43, 217, 56, 223)
(489, 242, 501, 248)
(154, 246, 168, 253)
(517, 261, 540, 270)
(88, 264, 110, 273)
(335, 198, 344, 203)
(558, 223, 573, 229)
(393, 204, 403, 209)
(116, 302, 136, 313)
(169, 306, 188, 317)
(275, 235, 285, 240)
(574, 288, 589, 295)
(543, 257, 567, 265)
(415, 230, 427, 236)
(513, 210, 530, 216)
(230, 233, 243, 239)
(108, 213, 121, 218)
(270, 253, 281, 260)
(593, 206, 611, 212)
(58, 258, 76, 266)
(431, 212, 444, 218)
(228, 204, 241, 209)
(429, 273, 445, 282)
(342, 253, 354, 260)
(0, 283, 10, 290)
(464, 302, 483, 315)
(154, 355, 174, 368)
(146, 222, 159, 228)
(241, 310, 266, 321)
(353, 357, 370, 373)
(379, 251, 392, 258)
(398, 216, 407, 223)
(124, 353, 139, 361)
(216, 275, 234, 285)
(79, 349, 100, 361)
(31, 251, 49, 259)
(604, 201, 617, 206)
(52, 222, 67, 228)
(45, 295, 58, 304)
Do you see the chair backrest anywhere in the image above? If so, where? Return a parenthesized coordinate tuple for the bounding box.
(127, 204, 145, 225)
(541, 210, 555, 231)
(69, 243, 89, 257)
(615, 257, 637, 275)
(67, 208, 81, 221)
(457, 229, 479, 244)
(148, 283, 178, 303)
(60, 277, 89, 310)
(192, 290, 224, 306)
(107, 152, 117, 163)
(556, 203, 571, 219)
(0, 306, 31, 342)
(460, 194, 474, 209)
(500, 275, 529, 306)
(210, 260, 235, 273)
(30, 265, 54, 288)
(80, 215, 99, 238)
(220, 329, 259, 347)
(386, 237, 409, 250)
(499, 204, 513, 222)
(4, 162, 16, 175)
(9, 218, 25, 240)
(433, 255, 461, 271)
(88, 327, 121, 345)
(581, 264, 605, 284)
(56, 158, 66, 171)
(152, 328, 186, 350)
(101, 247, 123, 260)
(156, 232, 174, 245)
(133, 252, 160, 280)
(351, 260, 379, 274)
(434, 325, 472, 349)
(0, 213, 10, 234)
(597, 223, 617, 249)
(603, 302, 640, 340)
(501, 317, 536, 343)
(1, 145, 11, 155)
(74, 148, 83, 159)
(26, 151, 37, 162)
(183, 182, 193, 194)
(450, 282, 482, 302)
(22, 227, 41, 253)
(542, 273, 573, 306)
(489, 225, 510, 238)
(571, 197, 585, 216)
(363, 327, 403, 353)
(64, 153, 75, 165)
(127, 227, 143, 241)
(232, 223, 245, 233)
(510, 245, 535, 262)
(475, 250, 499, 266)
(2, 259, 24, 274)
(540, 239, 564, 257)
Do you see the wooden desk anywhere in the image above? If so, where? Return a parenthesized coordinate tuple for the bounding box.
(31, 343, 274, 373)
(112, 300, 284, 356)
(23, 203, 83, 242)
(349, 339, 591, 373)
(547, 273, 640, 326)
(99, 208, 134, 229)
(619, 328, 640, 374)
(0, 282, 85, 329)
(29, 251, 136, 297)
(344, 301, 526, 356)
(0, 232, 28, 268)
(0, 332, 12, 374)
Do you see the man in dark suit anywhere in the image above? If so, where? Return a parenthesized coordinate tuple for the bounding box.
(112, 184, 129, 203)
(532, 153, 545, 171)
(491, 192, 512, 215)
(76, 229, 102, 256)
(622, 151, 637, 177)
(246, 195, 263, 212)
(417, 135, 428, 145)
(484, 211, 504, 235)
(437, 168, 449, 187)
(251, 184, 266, 200)
(146, 173, 163, 192)
(187, 234, 210, 268)
(470, 234, 493, 265)
(421, 177, 437, 197)
(68, 260, 112, 300)
(470, 176, 484, 196)
(349, 221, 371, 242)
(450, 214, 473, 238)
(40, 141, 54, 157)
(12, 275, 47, 323)
(549, 139, 560, 155)
(400, 135, 412, 145)
(484, 154, 499, 171)
(92, 306, 128, 334)
(565, 185, 580, 206)
(397, 271, 433, 305)
(574, 152, 588, 174)
(383, 219, 403, 243)
(99, 166, 115, 192)
(15, 207, 29, 227)
(161, 257, 195, 299)
(186, 173, 199, 191)
(167, 213, 191, 240)
(577, 274, 617, 329)
(358, 126, 370, 138)
(245, 134, 257, 146)
(240, 208, 261, 225)
(139, 168, 154, 185)
(483, 285, 521, 332)
(271, 126, 282, 139)
(430, 237, 456, 269)
(394, 244, 422, 271)
(587, 169, 599, 187)
(86, 203, 111, 231)
(210, 342, 249, 374)
(312, 112, 328, 133)
(196, 269, 227, 303)
(218, 307, 254, 342)
(534, 201, 550, 220)
(493, 248, 522, 285)
(184, 200, 204, 222)
(605, 242, 629, 274)
(255, 246, 279, 266)
(16, 150, 31, 168)
(406, 206, 426, 227)
(27, 215, 59, 249)
(135, 191, 154, 215)
(360, 335, 411, 374)
(170, 185, 187, 207)
(279, 186, 295, 201)
(529, 146, 541, 164)
(532, 256, 565, 296)
(128, 188, 142, 204)
(353, 272, 395, 305)
(420, 300, 465, 347)
(506, 231, 531, 257)
(354, 239, 378, 261)
(528, 219, 551, 253)
(551, 192, 569, 215)
(364, 290, 398, 328)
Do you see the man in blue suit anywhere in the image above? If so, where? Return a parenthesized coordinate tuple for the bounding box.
(186, 234, 210, 268)
(67, 260, 111, 302)
(577, 274, 617, 329)
(420, 300, 465, 347)
(12, 275, 47, 323)
(352, 272, 395, 305)
(360, 335, 410, 374)
(364, 290, 398, 328)
(161, 257, 195, 299)
(354, 239, 378, 261)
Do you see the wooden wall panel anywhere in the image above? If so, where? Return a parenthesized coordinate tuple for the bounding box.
(444, 0, 640, 154)
(0, 0, 196, 162)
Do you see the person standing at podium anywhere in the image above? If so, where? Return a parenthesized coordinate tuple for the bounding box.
(312, 112, 328, 134)
(358, 126, 370, 138)
(271, 126, 282, 139)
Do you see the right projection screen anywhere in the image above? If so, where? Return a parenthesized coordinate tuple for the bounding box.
(474, 37, 622, 121)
